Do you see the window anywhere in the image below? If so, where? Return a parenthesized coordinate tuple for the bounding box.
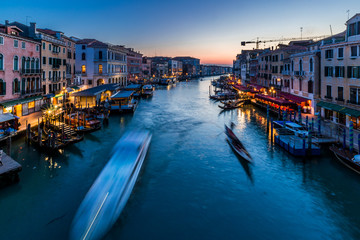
(63, 71, 65, 79)
(14, 40, 18, 48)
(0, 79, 6, 95)
(13, 78, 20, 94)
(299, 59, 303, 72)
(308, 80, 313, 94)
(13, 56, 19, 71)
(43, 57, 46, 65)
(338, 48, 344, 58)
(324, 66, 333, 77)
(42, 42, 45, 50)
(291, 61, 294, 71)
(63, 48, 65, 53)
(43, 71, 45, 80)
(335, 66, 345, 77)
(21, 42, 25, 49)
(0, 54, 3, 70)
(326, 85, 332, 98)
(325, 49, 333, 59)
(350, 88, 360, 104)
(49, 58, 52, 65)
(82, 45, 86, 50)
(49, 71, 52, 80)
(36, 45, 39, 52)
(337, 87, 344, 101)
(63, 59, 66, 65)
(49, 44, 51, 51)
(351, 46, 358, 57)
(99, 64, 103, 74)
(81, 65, 86, 73)
(309, 58, 313, 72)
(0, 36, 3, 45)
(99, 51, 103, 59)
(349, 23, 356, 36)
(348, 66, 360, 78)
(82, 53, 86, 60)
(22, 57, 25, 69)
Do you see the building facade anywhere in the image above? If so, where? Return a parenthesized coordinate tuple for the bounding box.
(0, 22, 42, 116)
(318, 14, 360, 127)
(127, 48, 143, 83)
(75, 39, 128, 88)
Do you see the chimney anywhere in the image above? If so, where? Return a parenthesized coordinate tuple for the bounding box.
(5, 20, 9, 26)
(29, 22, 36, 38)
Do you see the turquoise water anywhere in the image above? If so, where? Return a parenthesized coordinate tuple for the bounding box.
(1, 77, 360, 240)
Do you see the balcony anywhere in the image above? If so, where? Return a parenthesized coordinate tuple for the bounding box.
(20, 69, 42, 75)
(294, 71, 305, 76)
(21, 88, 43, 96)
(282, 70, 290, 75)
(324, 95, 333, 100)
(52, 64, 61, 70)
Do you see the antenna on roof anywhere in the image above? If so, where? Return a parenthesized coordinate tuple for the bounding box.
(300, 27, 303, 40)
(26, 16, 31, 25)
(330, 25, 333, 36)
(347, 9, 350, 20)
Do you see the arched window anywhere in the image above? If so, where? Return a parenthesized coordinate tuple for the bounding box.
(81, 65, 86, 73)
(98, 64, 103, 74)
(308, 80, 313, 93)
(99, 51, 103, 60)
(299, 59, 303, 72)
(13, 56, 19, 71)
(35, 58, 40, 70)
(291, 61, 294, 72)
(31, 58, 35, 70)
(21, 78, 26, 93)
(22, 57, 26, 70)
(299, 79, 302, 91)
(309, 58, 313, 72)
(82, 53, 86, 60)
(13, 78, 20, 93)
(26, 58, 30, 70)
(0, 54, 3, 70)
(0, 79, 6, 95)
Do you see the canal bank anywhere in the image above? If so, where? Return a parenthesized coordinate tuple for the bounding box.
(1, 77, 360, 239)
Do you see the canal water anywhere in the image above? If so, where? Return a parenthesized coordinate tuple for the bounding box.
(1, 76, 360, 240)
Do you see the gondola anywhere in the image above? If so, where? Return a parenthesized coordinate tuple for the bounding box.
(225, 124, 252, 163)
(74, 124, 102, 134)
(218, 100, 244, 110)
(329, 144, 360, 174)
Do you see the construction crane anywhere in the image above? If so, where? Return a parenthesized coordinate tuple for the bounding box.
(241, 35, 330, 49)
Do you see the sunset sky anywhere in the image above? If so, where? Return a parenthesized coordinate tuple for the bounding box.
(1, 0, 358, 65)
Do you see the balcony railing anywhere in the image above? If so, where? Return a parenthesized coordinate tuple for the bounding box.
(294, 71, 305, 76)
(20, 69, 42, 75)
(21, 88, 43, 96)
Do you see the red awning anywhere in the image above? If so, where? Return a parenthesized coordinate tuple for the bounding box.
(233, 84, 249, 91)
(255, 94, 296, 106)
(278, 92, 309, 104)
(248, 84, 264, 91)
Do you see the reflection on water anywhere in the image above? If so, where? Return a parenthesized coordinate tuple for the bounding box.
(0, 77, 360, 239)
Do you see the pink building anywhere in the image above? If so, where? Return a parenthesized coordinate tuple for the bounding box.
(127, 48, 143, 83)
(0, 22, 42, 116)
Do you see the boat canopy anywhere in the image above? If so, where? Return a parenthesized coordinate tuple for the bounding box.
(111, 91, 134, 99)
(0, 113, 15, 123)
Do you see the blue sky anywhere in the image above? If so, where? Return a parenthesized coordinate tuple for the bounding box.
(1, 0, 358, 64)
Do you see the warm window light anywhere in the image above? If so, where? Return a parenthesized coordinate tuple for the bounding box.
(82, 65, 86, 73)
(99, 64, 103, 74)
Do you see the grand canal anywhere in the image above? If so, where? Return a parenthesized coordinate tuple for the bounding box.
(1, 76, 360, 240)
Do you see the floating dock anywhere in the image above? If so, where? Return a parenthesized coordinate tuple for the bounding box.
(274, 134, 321, 156)
(0, 152, 22, 185)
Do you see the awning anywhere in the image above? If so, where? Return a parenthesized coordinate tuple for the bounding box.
(111, 91, 134, 99)
(54, 94, 64, 98)
(255, 94, 296, 106)
(233, 84, 250, 92)
(71, 86, 80, 90)
(317, 101, 360, 117)
(0, 95, 43, 108)
(278, 92, 309, 104)
(248, 84, 264, 91)
(44, 93, 55, 98)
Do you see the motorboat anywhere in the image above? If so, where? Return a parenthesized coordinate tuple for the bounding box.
(329, 145, 360, 174)
(70, 130, 152, 240)
(225, 124, 252, 163)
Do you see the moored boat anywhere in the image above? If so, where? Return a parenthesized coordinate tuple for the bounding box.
(329, 145, 360, 174)
(225, 124, 252, 163)
(109, 91, 138, 113)
(70, 130, 152, 240)
(142, 84, 154, 97)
